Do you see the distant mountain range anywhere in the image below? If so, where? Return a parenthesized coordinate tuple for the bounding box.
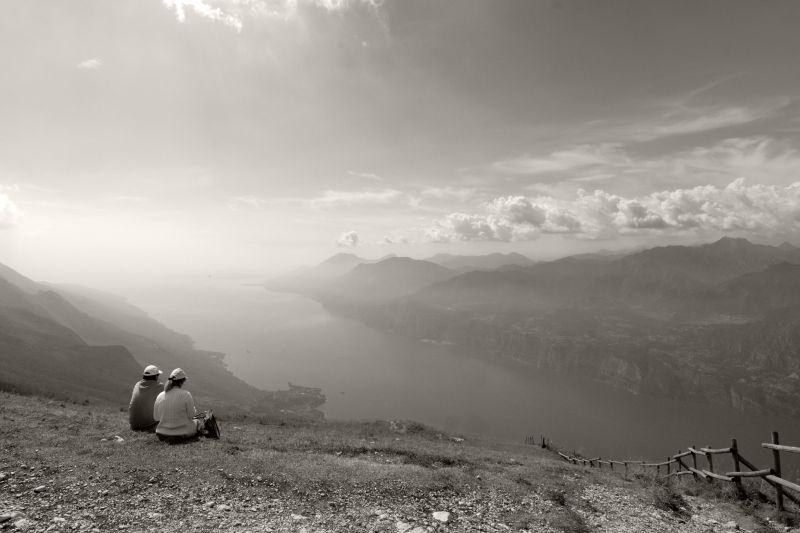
(0, 263, 322, 417)
(268, 238, 800, 417)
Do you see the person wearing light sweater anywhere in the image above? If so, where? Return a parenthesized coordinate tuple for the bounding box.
(153, 368, 203, 440)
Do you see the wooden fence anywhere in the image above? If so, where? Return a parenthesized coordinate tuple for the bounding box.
(551, 431, 800, 512)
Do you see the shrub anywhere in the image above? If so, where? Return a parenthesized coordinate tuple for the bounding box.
(651, 478, 689, 517)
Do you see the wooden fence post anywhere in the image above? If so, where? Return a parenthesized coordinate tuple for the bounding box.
(705, 444, 714, 482)
(598, 457, 602, 470)
(666, 457, 671, 476)
(771, 431, 785, 512)
(730, 439, 744, 497)
(691, 445, 698, 474)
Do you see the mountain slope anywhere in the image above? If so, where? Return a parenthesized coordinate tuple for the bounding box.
(0, 390, 766, 533)
(323, 257, 457, 303)
(0, 263, 261, 409)
(0, 276, 141, 402)
(283, 238, 800, 416)
(426, 252, 534, 271)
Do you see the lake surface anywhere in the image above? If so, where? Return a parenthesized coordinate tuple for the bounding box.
(128, 279, 800, 474)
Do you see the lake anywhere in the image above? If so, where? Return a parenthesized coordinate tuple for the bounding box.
(128, 279, 800, 474)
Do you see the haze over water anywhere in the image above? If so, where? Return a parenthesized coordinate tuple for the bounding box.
(128, 278, 800, 475)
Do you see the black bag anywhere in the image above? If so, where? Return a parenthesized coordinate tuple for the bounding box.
(203, 410, 220, 439)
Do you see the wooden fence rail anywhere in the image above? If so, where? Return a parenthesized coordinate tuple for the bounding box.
(551, 431, 800, 512)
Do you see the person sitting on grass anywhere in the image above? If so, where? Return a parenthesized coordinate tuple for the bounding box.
(153, 368, 219, 442)
(128, 364, 163, 432)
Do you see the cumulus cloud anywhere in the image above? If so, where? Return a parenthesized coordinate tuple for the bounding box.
(336, 230, 359, 247)
(0, 189, 20, 229)
(426, 179, 800, 242)
(380, 235, 408, 245)
(77, 58, 103, 70)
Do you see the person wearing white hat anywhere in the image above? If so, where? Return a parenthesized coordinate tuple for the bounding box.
(128, 364, 163, 431)
(153, 368, 204, 441)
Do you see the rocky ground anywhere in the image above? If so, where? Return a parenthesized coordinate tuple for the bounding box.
(0, 391, 796, 532)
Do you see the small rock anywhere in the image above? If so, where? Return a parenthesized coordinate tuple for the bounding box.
(33, 485, 47, 493)
(291, 514, 307, 521)
(146, 513, 163, 519)
(722, 521, 738, 530)
(52, 517, 66, 523)
(216, 504, 232, 512)
(432, 512, 450, 523)
(113, 436, 124, 443)
(13, 518, 34, 531)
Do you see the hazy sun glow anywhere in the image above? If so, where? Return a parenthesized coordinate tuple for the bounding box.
(3, 0, 800, 289)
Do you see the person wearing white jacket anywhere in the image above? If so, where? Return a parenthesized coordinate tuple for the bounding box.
(153, 368, 202, 440)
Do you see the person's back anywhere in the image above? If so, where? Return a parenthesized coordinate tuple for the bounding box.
(128, 365, 163, 431)
(154, 368, 200, 439)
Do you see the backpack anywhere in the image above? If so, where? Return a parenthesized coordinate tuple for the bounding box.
(203, 410, 221, 439)
(194, 410, 221, 439)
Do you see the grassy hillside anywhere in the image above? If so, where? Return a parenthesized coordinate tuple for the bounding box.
(0, 391, 787, 532)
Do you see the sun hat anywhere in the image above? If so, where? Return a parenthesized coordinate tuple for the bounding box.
(169, 368, 187, 381)
(143, 365, 162, 377)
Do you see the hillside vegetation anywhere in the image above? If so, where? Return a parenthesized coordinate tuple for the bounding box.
(0, 391, 785, 533)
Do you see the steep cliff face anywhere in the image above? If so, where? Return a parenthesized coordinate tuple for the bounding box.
(322, 297, 800, 417)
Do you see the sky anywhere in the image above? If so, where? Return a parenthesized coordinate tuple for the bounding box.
(3, 0, 800, 288)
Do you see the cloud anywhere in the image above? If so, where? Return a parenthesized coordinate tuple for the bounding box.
(161, 0, 383, 30)
(418, 186, 477, 202)
(77, 58, 103, 70)
(380, 235, 408, 245)
(312, 188, 405, 207)
(227, 195, 270, 210)
(426, 179, 800, 242)
(0, 189, 20, 229)
(347, 170, 383, 182)
(489, 136, 800, 190)
(162, 0, 244, 30)
(492, 144, 629, 176)
(336, 230, 359, 247)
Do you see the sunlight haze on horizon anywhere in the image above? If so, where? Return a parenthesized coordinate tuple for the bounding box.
(3, 0, 800, 290)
